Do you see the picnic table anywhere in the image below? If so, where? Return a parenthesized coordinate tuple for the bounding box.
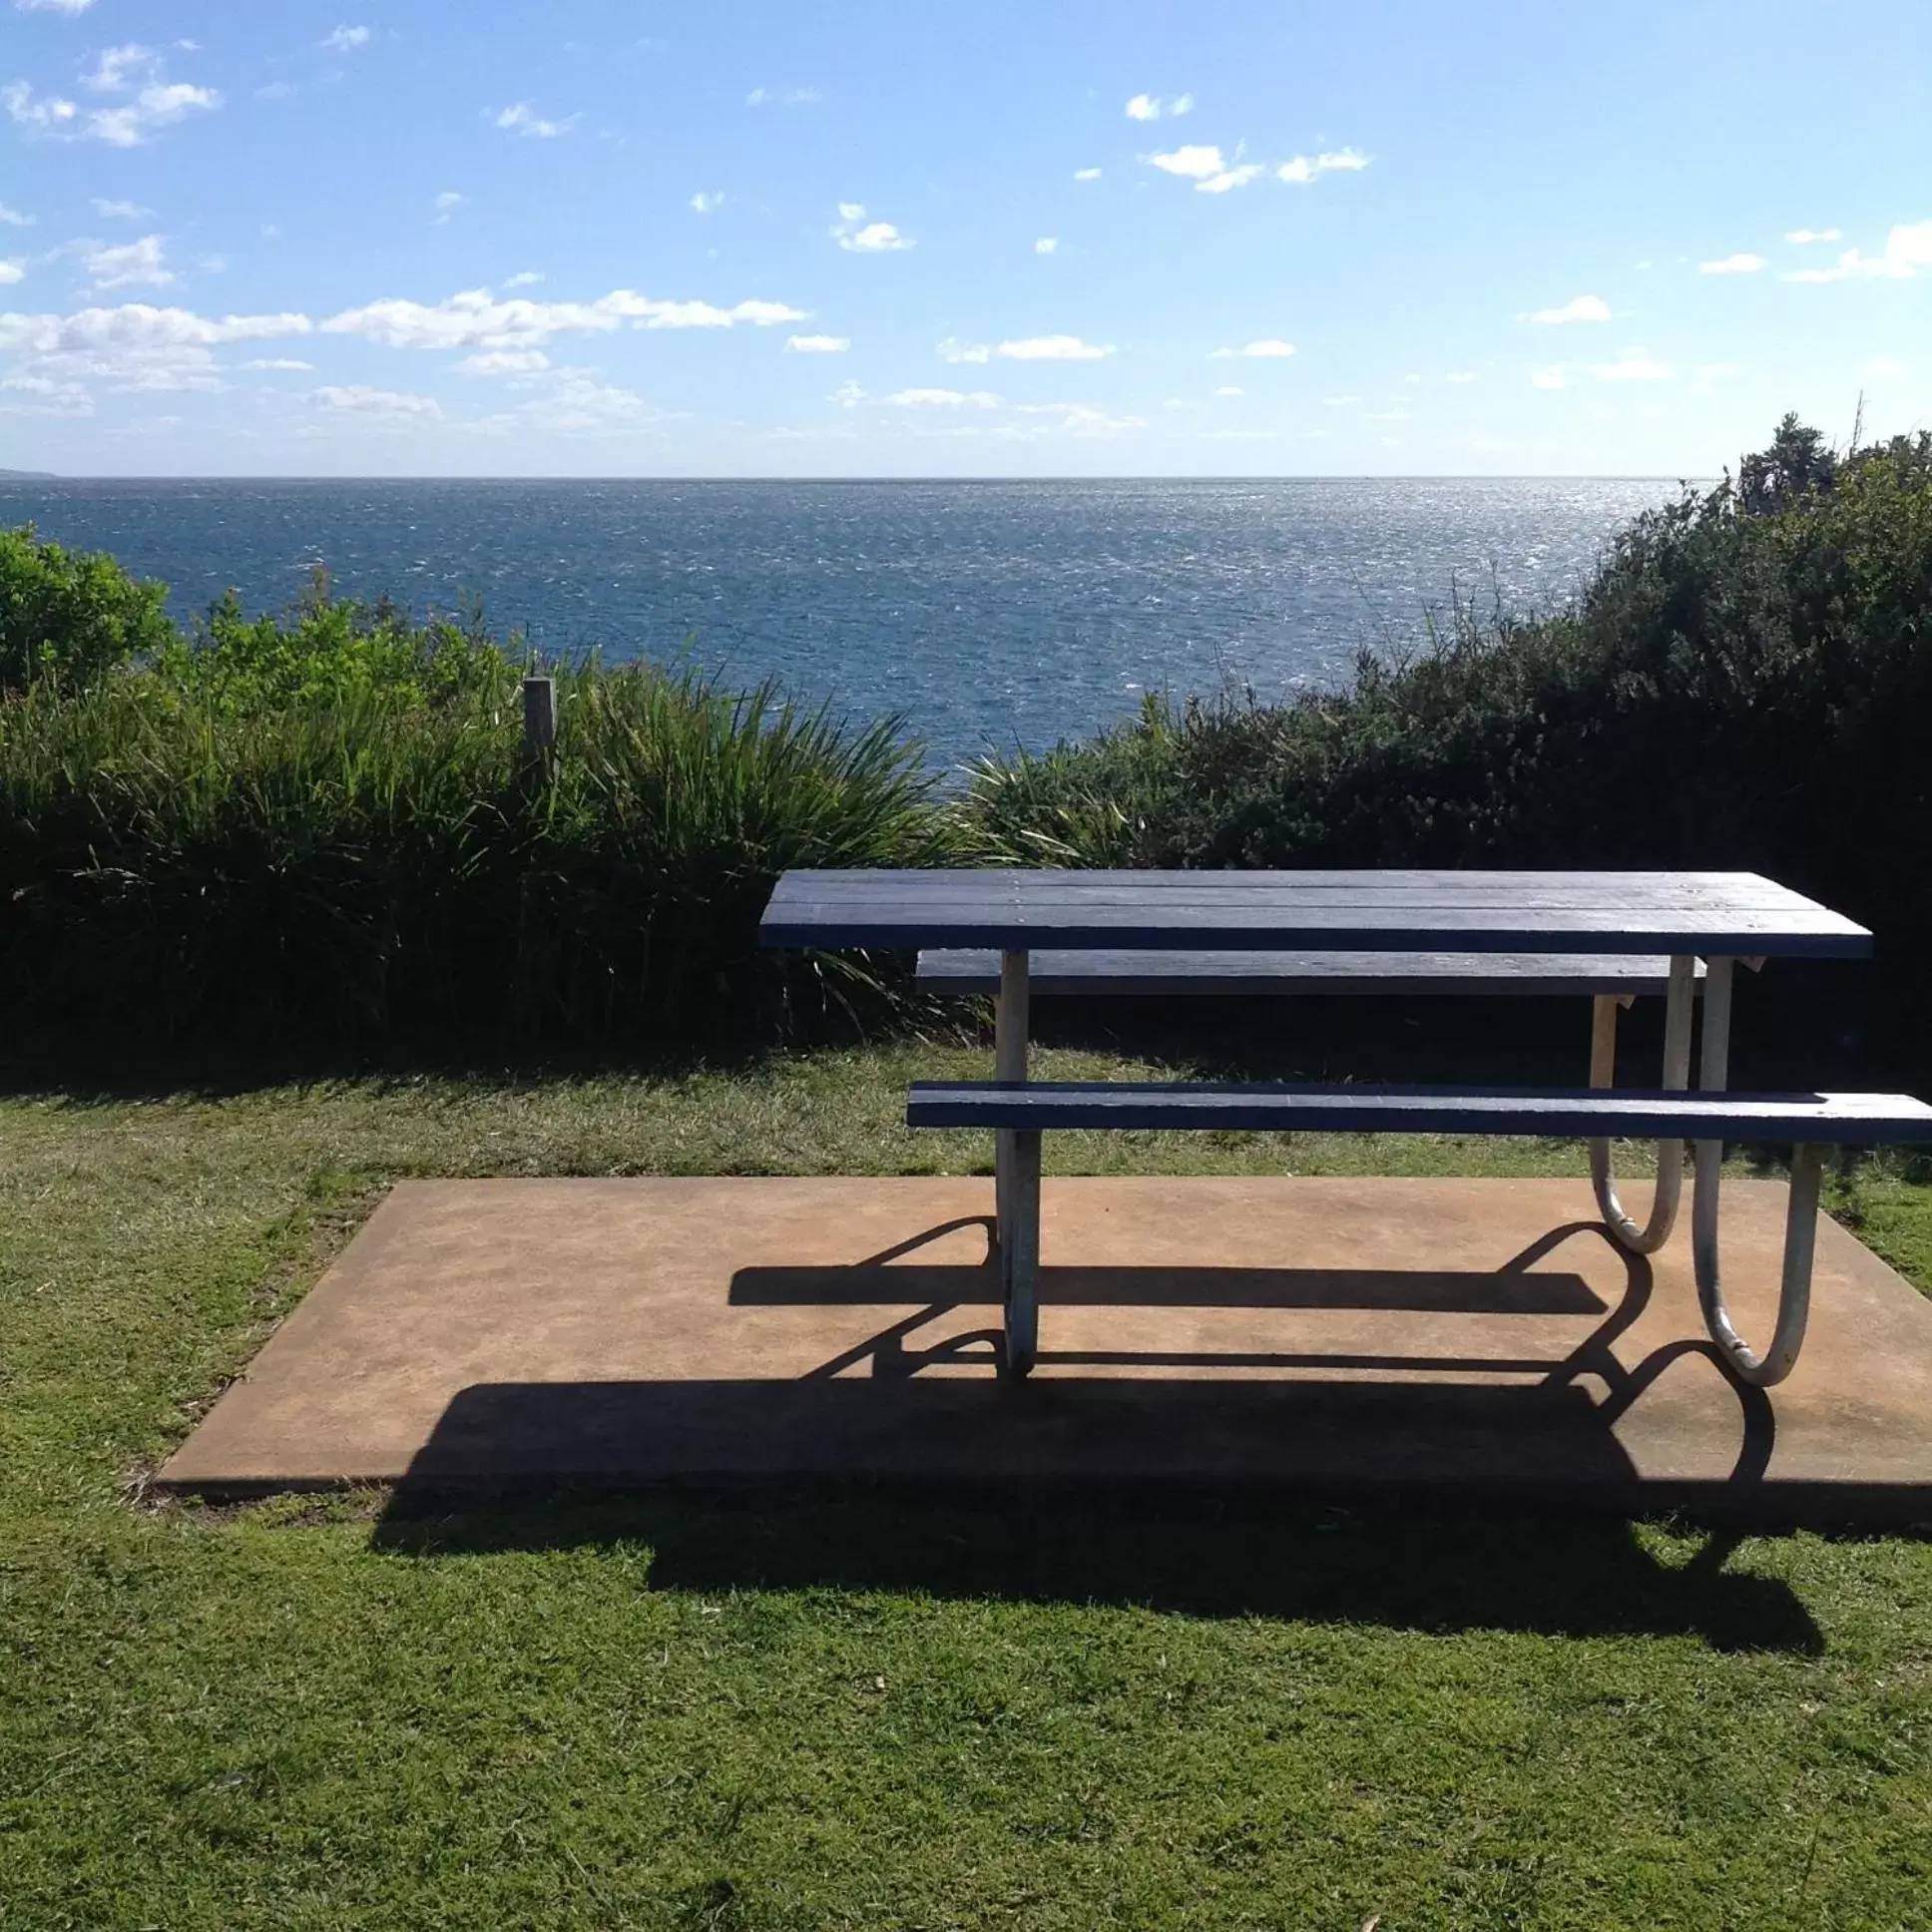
(760, 868, 1930, 1387)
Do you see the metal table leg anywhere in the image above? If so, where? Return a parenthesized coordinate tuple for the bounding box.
(1689, 954, 1821, 1385)
(1590, 953, 1695, 1251)
(994, 948, 1039, 1377)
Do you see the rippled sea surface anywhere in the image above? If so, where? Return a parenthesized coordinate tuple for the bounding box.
(2, 477, 1684, 769)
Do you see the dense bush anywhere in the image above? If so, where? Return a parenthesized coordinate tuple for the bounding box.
(968, 419, 1932, 1073)
(0, 548, 962, 1045)
(0, 526, 175, 695)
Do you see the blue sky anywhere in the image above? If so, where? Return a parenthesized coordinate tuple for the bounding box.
(2, 0, 1928, 476)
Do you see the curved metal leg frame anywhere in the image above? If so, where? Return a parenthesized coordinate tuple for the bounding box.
(1687, 953, 1819, 1386)
(1590, 953, 1696, 1252)
(1693, 1137, 1821, 1387)
(994, 949, 1039, 1378)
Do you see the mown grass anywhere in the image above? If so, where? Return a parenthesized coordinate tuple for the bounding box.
(3, 1045, 1931, 1929)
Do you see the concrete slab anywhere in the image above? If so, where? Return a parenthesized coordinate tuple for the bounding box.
(159, 1178, 1932, 1518)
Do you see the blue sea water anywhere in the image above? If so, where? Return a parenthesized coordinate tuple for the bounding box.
(0, 477, 1684, 770)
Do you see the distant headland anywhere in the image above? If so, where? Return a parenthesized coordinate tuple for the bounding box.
(0, 469, 57, 481)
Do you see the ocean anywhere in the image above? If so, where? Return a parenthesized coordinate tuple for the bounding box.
(0, 476, 1685, 770)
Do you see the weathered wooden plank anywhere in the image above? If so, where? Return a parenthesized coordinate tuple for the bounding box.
(916, 947, 1705, 997)
(905, 1082, 1932, 1142)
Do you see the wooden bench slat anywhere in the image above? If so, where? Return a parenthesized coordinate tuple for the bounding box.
(916, 948, 1707, 997)
(906, 1081, 1932, 1144)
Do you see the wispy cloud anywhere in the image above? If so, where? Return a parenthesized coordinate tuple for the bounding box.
(7, 44, 219, 146)
(0, 202, 31, 226)
(432, 191, 464, 224)
(455, 349, 549, 375)
(0, 259, 24, 284)
(501, 271, 543, 289)
(937, 333, 1114, 364)
(493, 101, 576, 139)
(1073, 167, 1102, 183)
(1866, 355, 1910, 380)
(313, 383, 441, 421)
(1033, 237, 1057, 254)
(1525, 294, 1611, 324)
(242, 357, 312, 371)
(0, 301, 312, 394)
(14, 0, 99, 13)
(1210, 339, 1295, 359)
(1785, 228, 1841, 244)
(1126, 93, 1192, 121)
(785, 332, 848, 353)
(1698, 252, 1764, 274)
(91, 197, 150, 220)
(745, 86, 819, 107)
(1783, 221, 1932, 283)
(318, 286, 808, 351)
(1276, 148, 1370, 184)
(78, 234, 174, 292)
(1531, 347, 1670, 390)
(832, 204, 912, 252)
(1199, 162, 1264, 194)
(883, 387, 1000, 408)
(319, 25, 370, 52)
(691, 191, 724, 215)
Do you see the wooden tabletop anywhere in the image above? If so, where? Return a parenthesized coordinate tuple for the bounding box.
(759, 869, 1873, 958)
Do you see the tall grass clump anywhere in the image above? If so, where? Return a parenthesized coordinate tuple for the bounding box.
(0, 548, 962, 1047)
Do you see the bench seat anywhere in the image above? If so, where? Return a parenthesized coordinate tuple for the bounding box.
(908, 1081, 1932, 1144)
(916, 948, 1704, 998)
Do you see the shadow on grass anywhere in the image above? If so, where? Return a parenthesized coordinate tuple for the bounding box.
(370, 1489, 1823, 1655)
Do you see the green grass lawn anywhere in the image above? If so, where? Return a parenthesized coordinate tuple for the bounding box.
(3, 1043, 1930, 1929)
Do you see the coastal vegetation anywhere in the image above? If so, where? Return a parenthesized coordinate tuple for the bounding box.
(2, 416, 1930, 1065)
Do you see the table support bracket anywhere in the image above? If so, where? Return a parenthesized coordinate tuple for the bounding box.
(1590, 952, 1697, 1252)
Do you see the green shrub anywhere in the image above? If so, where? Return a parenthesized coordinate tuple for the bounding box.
(0, 651, 962, 1046)
(0, 525, 176, 694)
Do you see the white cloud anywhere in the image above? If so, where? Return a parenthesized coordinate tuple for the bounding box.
(1013, 401, 1145, 436)
(746, 85, 819, 108)
(1783, 221, 1932, 283)
(1785, 228, 1842, 244)
(2, 83, 79, 133)
(1694, 361, 1742, 381)
(53, 43, 221, 146)
(242, 356, 311, 370)
(884, 386, 999, 408)
(14, 0, 98, 12)
(1445, 371, 1477, 383)
(79, 234, 174, 291)
(691, 191, 723, 215)
(1276, 149, 1370, 184)
(493, 101, 575, 139)
(785, 332, 848, 352)
(1073, 167, 1102, 182)
(434, 191, 464, 212)
(1212, 384, 1242, 396)
(1321, 394, 1359, 405)
(1146, 144, 1224, 181)
(1526, 294, 1611, 324)
(937, 337, 991, 364)
(0, 260, 23, 284)
(501, 271, 543, 289)
(1531, 347, 1671, 390)
(830, 377, 866, 406)
(1199, 163, 1265, 195)
(994, 334, 1113, 360)
(1866, 355, 1910, 380)
(0, 371, 91, 415)
(1211, 338, 1295, 359)
(528, 371, 654, 431)
(456, 348, 550, 375)
(90, 198, 149, 220)
(320, 25, 371, 52)
(318, 286, 807, 351)
(0, 202, 31, 225)
(1034, 237, 1057, 254)
(1698, 252, 1764, 274)
(832, 205, 912, 252)
(313, 383, 441, 420)
(0, 300, 311, 391)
